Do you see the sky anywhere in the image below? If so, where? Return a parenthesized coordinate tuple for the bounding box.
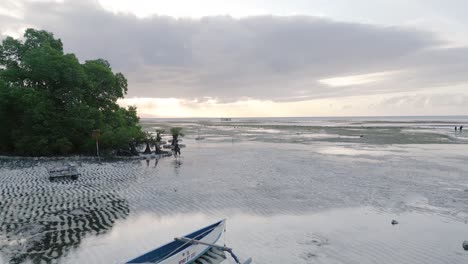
(1, 0, 468, 117)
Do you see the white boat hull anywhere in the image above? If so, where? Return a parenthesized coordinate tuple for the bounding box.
(160, 221, 224, 264)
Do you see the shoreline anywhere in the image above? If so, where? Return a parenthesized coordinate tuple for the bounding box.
(0, 152, 172, 162)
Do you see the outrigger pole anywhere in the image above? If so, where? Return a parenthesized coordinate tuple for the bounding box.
(174, 237, 252, 264)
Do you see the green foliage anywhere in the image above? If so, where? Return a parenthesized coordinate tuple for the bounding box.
(155, 129, 165, 142)
(170, 127, 185, 137)
(169, 127, 184, 147)
(0, 29, 144, 156)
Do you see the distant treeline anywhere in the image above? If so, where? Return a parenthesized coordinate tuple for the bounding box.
(0, 29, 144, 156)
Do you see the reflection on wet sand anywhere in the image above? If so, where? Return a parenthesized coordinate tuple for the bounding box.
(172, 158, 183, 175)
(144, 158, 160, 168)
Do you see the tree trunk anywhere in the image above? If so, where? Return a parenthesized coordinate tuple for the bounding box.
(129, 142, 139, 156)
(143, 141, 152, 154)
(155, 142, 162, 154)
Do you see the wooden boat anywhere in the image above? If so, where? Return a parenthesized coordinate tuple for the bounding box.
(127, 220, 252, 264)
(127, 220, 226, 264)
(48, 164, 80, 180)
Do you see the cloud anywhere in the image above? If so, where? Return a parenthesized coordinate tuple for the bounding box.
(1, 0, 468, 106)
(318, 71, 398, 87)
(379, 93, 468, 108)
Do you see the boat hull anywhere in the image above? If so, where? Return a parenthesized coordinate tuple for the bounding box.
(127, 220, 225, 264)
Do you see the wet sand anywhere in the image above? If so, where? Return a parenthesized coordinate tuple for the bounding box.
(1, 118, 468, 263)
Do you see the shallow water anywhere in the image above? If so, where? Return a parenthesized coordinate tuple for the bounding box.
(1, 117, 468, 263)
(142, 116, 468, 145)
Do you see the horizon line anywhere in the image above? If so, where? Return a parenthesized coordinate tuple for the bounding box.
(140, 114, 468, 119)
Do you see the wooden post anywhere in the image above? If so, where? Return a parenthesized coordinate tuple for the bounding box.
(92, 129, 101, 162)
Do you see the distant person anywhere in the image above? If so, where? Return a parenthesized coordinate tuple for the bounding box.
(174, 142, 181, 157)
(461, 126, 463, 132)
(455, 126, 458, 131)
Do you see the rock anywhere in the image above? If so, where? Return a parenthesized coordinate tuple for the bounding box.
(391, 220, 399, 225)
(463, 241, 468, 250)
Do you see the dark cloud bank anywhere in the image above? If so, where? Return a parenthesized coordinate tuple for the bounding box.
(1, 0, 468, 102)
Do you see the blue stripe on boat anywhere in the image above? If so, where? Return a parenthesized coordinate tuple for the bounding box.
(127, 220, 223, 263)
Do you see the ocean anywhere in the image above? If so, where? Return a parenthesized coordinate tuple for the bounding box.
(1, 116, 467, 263)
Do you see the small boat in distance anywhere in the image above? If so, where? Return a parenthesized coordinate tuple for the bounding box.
(126, 220, 251, 264)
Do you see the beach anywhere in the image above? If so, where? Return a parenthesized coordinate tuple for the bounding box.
(1, 117, 468, 263)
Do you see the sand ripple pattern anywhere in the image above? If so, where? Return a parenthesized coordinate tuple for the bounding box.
(1, 137, 468, 264)
(0, 162, 132, 264)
